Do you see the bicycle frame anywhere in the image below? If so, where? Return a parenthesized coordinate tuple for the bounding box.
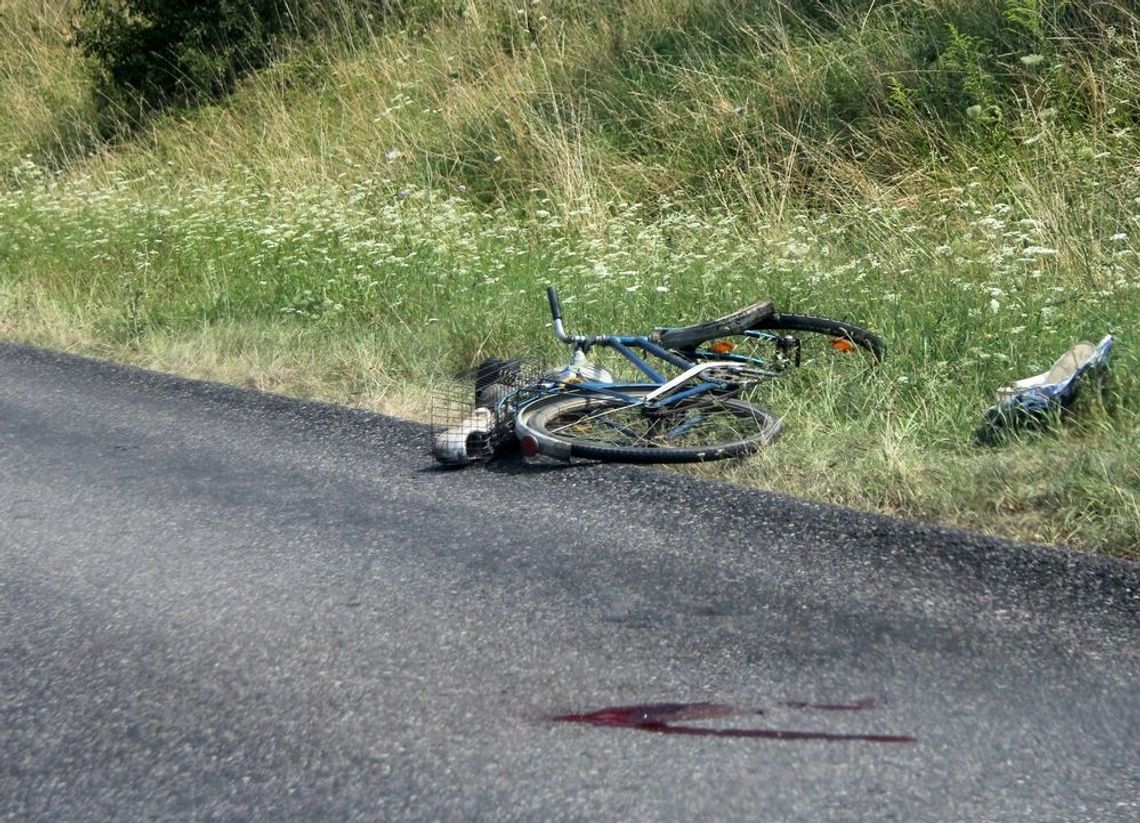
(506, 287, 778, 415)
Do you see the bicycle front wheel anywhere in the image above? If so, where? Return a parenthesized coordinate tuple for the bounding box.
(515, 387, 782, 464)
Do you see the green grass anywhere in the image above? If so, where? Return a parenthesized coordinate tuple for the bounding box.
(1, 0, 1138, 558)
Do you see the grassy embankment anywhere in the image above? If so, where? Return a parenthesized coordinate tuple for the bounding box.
(1, 1, 1138, 557)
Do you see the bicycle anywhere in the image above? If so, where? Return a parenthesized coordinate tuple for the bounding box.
(432, 286, 884, 466)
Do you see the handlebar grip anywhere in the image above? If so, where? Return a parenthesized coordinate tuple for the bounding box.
(547, 286, 562, 322)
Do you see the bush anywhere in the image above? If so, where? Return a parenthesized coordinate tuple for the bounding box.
(72, 0, 388, 118)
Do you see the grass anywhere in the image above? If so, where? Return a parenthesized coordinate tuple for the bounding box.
(1, 0, 1138, 559)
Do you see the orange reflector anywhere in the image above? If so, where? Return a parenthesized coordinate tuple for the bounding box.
(831, 338, 856, 353)
(710, 340, 736, 354)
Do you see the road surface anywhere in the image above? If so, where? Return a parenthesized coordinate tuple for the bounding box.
(2, 342, 1138, 820)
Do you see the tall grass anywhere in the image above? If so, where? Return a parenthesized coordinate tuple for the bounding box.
(1, 1, 1137, 557)
(0, 0, 100, 172)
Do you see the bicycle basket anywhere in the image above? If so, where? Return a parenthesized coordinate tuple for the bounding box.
(429, 358, 545, 465)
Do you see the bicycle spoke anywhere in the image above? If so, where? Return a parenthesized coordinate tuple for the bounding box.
(549, 401, 666, 447)
(543, 396, 760, 450)
(548, 402, 644, 444)
(661, 410, 712, 442)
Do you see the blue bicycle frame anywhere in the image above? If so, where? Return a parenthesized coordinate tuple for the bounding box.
(531, 286, 777, 411)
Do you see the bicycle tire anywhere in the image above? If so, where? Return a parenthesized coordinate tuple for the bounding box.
(753, 313, 885, 362)
(515, 386, 782, 464)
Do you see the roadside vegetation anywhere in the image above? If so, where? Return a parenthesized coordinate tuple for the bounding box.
(1, 0, 1137, 558)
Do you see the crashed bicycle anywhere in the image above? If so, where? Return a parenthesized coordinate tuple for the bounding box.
(432, 286, 884, 466)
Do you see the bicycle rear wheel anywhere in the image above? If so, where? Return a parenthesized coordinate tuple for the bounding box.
(756, 313, 885, 363)
(515, 387, 782, 464)
(688, 313, 884, 373)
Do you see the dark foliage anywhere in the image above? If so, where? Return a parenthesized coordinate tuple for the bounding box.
(72, 0, 388, 118)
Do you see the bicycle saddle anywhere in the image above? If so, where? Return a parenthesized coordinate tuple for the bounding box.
(650, 300, 775, 350)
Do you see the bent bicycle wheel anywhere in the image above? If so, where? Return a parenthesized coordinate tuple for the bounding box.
(688, 313, 884, 373)
(754, 314, 885, 364)
(515, 387, 782, 464)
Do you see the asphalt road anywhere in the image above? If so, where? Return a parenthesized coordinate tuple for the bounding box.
(2, 341, 1138, 821)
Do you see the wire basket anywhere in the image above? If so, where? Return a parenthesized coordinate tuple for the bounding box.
(429, 358, 547, 465)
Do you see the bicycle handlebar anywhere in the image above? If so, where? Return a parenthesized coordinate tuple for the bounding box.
(547, 285, 579, 344)
(545, 284, 666, 351)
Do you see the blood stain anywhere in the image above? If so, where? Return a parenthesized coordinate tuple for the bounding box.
(551, 701, 914, 743)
